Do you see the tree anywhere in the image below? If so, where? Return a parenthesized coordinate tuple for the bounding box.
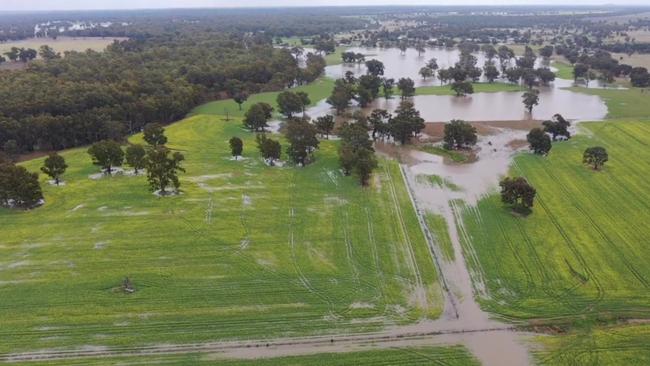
(87, 140, 124, 174)
(426, 57, 439, 71)
(144, 146, 185, 194)
(368, 109, 391, 140)
(233, 91, 249, 111)
(229, 137, 243, 159)
(285, 117, 319, 166)
(522, 89, 540, 113)
(443, 120, 477, 150)
(353, 148, 378, 186)
(244, 103, 274, 131)
(539, 45, 554, 58)
(630, 67, 650, 87)
(583, 147, 608, 170)
(451, 81, 474, 96)
(327, 79, 355, 115)
(0, 163, 43, 208)
(365, 59, 385, 77)
(314, 115, 335, 139)
(277, 91, 303, 118)
(527, 128, 551, 155)
(389, 101, 425, 144)
(296, 91, 311, 115)
(542, 114, 571, 141)
(4, 47, 20, 62)
(573, 63, 589, 81)
(39, 45, 60, 60)
(536, 68, 556, 85)
(397, 77, 415, 99)
(338, 120, 377, 185)
(419, 66, 434, 80)
(41, 152, 67, 185)
(483, 61, 500, 83)
(497, 45, 515, 70)
(256, 134, 281, 163)
(125, 144, 147, 174)
(18, 48, 37, 63)
(382, 78, 395, 99)
(143, 123, 168, 146)
(339, 143, 355, 176)
(499, 177, 536, 212)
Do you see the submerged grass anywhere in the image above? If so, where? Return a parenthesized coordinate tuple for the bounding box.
(415, 82, 524, 96)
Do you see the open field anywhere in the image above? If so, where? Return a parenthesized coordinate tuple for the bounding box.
(459, 121, 650, 320)
(567, 87, 650, 120)
(13, 346, 479, 365)
(551, 61, 574, 80)
(0, 36, 125, 56)
(325, 47, 349, 66)
(612, 53, 650, 70)
(190, 77, 335, 118)
(0, 104, 443, 355)
(415, 82, 525, 96)
(534, 323, 650, 365)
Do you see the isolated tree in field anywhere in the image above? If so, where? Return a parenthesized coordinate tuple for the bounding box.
(277, 91, 303, 118)
(314, 115, 335, 139)
(145, 146, 185, 194)
(40, 152, 67, 185)
(542, 114, 571, 141)
(522, 89, 540, 113)
(233, 91, 249, 111)
(87, 140, 124, 174)
(499, 177, 536, 212)
(365, 59, 385, 77)
(382, 78, 395, 99)
(143, 123, 167, 147)
(419, 66, 434, 80)
(397, 77, 415, 99)
(443, 120, 477, 150)
(327, 79, 355, 115)
(285, 117, 319, 165)
(389, 101, 425, 145)
(527, 128, 551, 155)
(583, 147, 608, 170)
(451, 81, 474, 96)
(256, 134, 282, 163)
(244, 103, 274, 131)
(229, 137, 243, 159)
(125, 144, 146, 174)
(0, 163, 43, 208)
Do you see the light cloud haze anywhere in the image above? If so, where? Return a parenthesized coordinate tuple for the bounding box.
(1, 0, 649, 11)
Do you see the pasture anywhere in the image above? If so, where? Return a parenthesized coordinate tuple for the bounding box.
(459, 121, 650, 320)
(0, 109, 443, 355)
(0, 36, 125, 56)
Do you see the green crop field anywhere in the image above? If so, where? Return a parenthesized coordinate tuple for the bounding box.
(534, 324, 650, 365)
(568, 87, 650, 120)
(459, 121, 650, 320)
(14, 346, 479, 365)
(0, 103, 443, 356)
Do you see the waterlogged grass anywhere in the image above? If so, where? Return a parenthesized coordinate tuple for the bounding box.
(418, 145, 469, 164)
(567, 87, 650, 120)
(415, 82, 524, 96)
(190, 77, 335, 118)
(552, 61, 574, 80)
(16, 346, 479, 365)
(460, 121, 650, 320)
(0, 109, 443, 355)
(425, 213, 455, 261)
(325, 46, 349, 66)
(535, 324, 650, 365)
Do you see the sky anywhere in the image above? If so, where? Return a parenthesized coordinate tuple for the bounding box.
(0, 0, 648, 11)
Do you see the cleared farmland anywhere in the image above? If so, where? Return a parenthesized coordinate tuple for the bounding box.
(0, 36, 125, 55)
(459, 121, 650, 320)
(0, 112, 443, 355)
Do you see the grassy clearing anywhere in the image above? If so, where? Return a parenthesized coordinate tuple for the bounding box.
(534, 324, 650, 365)
(415, 82, 524, 96)
(0, 101, 443, 354)
(189, 77, 335, 118)
(0, 36, 125, 55)
(417, 145, 469, 163)
(324, 46, 349, 66)
(15, 346, 479, 365)
(460, 121, 650, 320)
(567, 87, 650, 120)
(551, 60, 574, 80)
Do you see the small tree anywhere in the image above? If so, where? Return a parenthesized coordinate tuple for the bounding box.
(87, 140, 124, 174)
(285, 117, 319, 166)
(143, 123, 167, 147)
(382, 78, 395, 99)
(353, 147, 378, 186)
(314, 115, 335, 139)
(0, 163, 43, 208)
(483, 62, 500, 83)
(499, 177, 536, 213)
(365, 59, 385, 77)
(389, 101, 424, 145)
(542, 114, 571, 141)
(125, 144, 146, 174)
(522, 89, 540, 113)
(326, 80, 355, 115)
(277, 91, 303, 118)
(256, 134, 282, 163)
(41, 152, 67, 185)
(144, 146, 185, 194)
(296, 91, 311, 115)
(229, 137, 243, 159)
(233, 91, 249, 111)
(244, 103, 274, 131)
(583, 147, 608, 170)
(443, 120, 477, 150)
(419, 66, 434, 80)
(397, 77, 415, 99)
(451, 81, 474, 96)
(527, 128, 551, 155)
